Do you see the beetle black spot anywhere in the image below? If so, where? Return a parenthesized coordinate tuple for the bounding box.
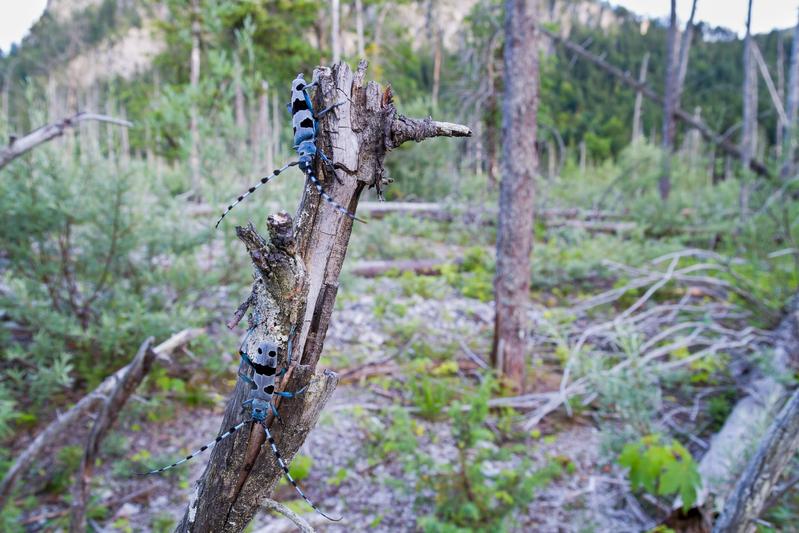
(257, 348, 262, 354)
(269, 350, 276, 357)
(300, 118, 313, 128)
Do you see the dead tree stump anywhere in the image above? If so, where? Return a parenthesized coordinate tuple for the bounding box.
(175, 61, 470, 533)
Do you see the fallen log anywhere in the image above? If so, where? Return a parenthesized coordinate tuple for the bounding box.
(713, 387, 799, 532)
(665, 296, 799, 528)
(349, 258, 451, 277)
(357, 201, 619, 222)
(0, 327, 205, 512)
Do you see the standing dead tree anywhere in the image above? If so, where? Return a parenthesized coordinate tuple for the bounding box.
(174, 61, 470, 533)
(492, 0, 539, 391)
(660, 0, 678, 200)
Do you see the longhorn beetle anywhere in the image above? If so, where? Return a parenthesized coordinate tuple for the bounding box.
(138, 326, 342, 522)
(215, 73, 365, 228)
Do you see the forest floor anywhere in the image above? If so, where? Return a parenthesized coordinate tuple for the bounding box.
(11, 183, 788, 532)
(103, 279, 621, 533)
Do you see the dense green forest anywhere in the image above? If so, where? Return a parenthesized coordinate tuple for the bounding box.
(1, 0, 798, 531)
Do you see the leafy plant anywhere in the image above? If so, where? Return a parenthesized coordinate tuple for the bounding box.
(618, 434, 701, 510)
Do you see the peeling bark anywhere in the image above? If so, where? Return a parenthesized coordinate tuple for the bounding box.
(174, 61, 470, 533)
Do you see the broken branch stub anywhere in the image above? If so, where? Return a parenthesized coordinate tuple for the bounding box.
(175, 61, 469, 533)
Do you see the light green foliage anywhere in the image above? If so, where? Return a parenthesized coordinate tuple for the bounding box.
(441, 247, 495, 302)
(618, 434, 701, 511)
(288, 454, 313, 482)
(422, 378, 562, 532)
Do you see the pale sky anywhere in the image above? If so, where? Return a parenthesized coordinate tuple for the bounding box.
(0, 0, 797, 54)
(610, 1, 798, 35)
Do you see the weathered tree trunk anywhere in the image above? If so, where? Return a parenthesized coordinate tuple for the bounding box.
(674, 0, 698, 107)
(660, 0, 678, 200)
(782, 10, 799, 178)
(752, 41, 788, 127)
(491, 0, 539, 391)
(258, 81, 273, 174)
(354, 0, 366, 58)
(741, 0, 756, 170)
(174, 61, 469, 533)
(189, 0, 202, 199)
(331, 0, 341, 64)
(632, 52, 649, 143)
(234, 53, 247, 137)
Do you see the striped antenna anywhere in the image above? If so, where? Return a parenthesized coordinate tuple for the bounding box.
(215, 161, 300, 228)
(137, 420, 249, 475)
(304, 167, 366, 224)
(263, 423, 342, 521)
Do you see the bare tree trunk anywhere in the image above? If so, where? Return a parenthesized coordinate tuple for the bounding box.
(741, 0, 756, 170)
(354, 0, 365, 59)
(189, 0, 202, 199)
(432, 33, 442, 109)
(331, 0, 341, 64)
(660, 0, 678, 200)
(752, 41, 788, 126)
(782, 9, 799, 178)
(234, 53, 247, 137)
(674, 0, 698, 107)
(579, 138, 586, 173)
(632, 52, 649, 143)
(119, 106, 130, 167)
(173, 61, 469, 533)
(259, 81, 273, 174)
(491, 0, 539, 391)
(776, 31, 785, 159)
(271, 90, 281, 160)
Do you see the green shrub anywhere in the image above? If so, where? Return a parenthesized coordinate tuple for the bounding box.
(618, 434, 701, 511)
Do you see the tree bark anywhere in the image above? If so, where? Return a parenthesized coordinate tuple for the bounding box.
(632, 52, 649, 143)
(189, 0, 202, 199)
(782, 10, 799, 178)
(741, 0, 756, 170)
(491, 0, 539, 391)
(174, 61, 469, 533)
(660, 0, 678, 200)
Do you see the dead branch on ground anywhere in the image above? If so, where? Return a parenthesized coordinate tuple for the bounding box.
(0, 328, 204, 512)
